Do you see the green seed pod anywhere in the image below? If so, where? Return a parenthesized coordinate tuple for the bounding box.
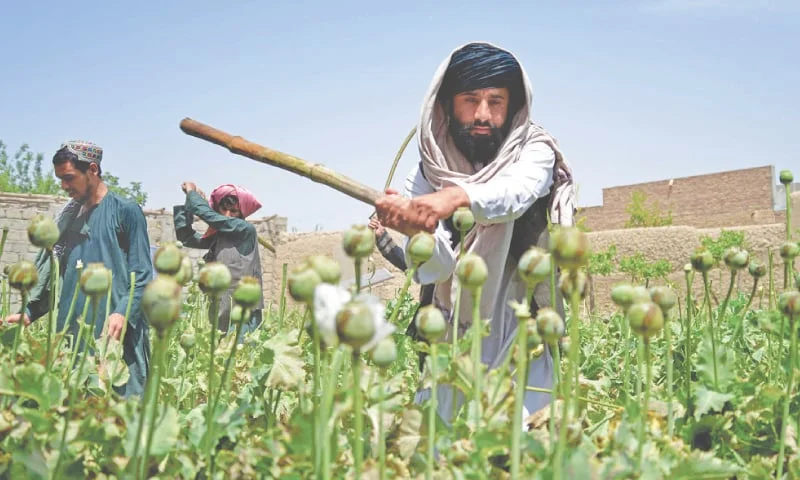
(335, 300, 376, 351)
(452, 207, 475, 232)
(7, 260, 39, 292)
(536, 307, 564, 344)
(232, 276, 262, 309)
(198, 262, 232, 298)
(288, 261, 322, 303)
(690, 248, 715, 273)
(174, 255, 194, 286)
(79, 263, 112, 297)
(27, 214, 59, 250)
(779, 170, 794, 185)
(778, 291, 800, 316)
(415, 305, 447, 343)
(631, 286, 652, 304)
(683, 263, 692, 274)
(748, 261, 767, 279)
(230, 304, 245, 326)
(307, 255, 341, 285)
(180, 328, 196, 351)
(610, 283, 635, 310)
(549, 226, 590, 269)
(779, 241, 800, 261)
(455, 253, 488, 289)
(142, 276, 183, 334)
(517, 247, 552, 286)
(723, 247, 750, 271)
(527, 321, 543, 350)
(153, 242, 183, 276)
(407, 231, 436, 266)
(649, 286, 677, 313)
(342, 225, 376, 259)
(370, 337, 397, 368)
(559, 269, 587, 300)
(627, 301, 665, 339)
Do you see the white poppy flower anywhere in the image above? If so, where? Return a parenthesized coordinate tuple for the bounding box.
(312, 283, 396, 353)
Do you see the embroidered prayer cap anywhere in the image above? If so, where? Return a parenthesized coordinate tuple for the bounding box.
(57, 140, 103, 165)
(438, 42, 525, 106)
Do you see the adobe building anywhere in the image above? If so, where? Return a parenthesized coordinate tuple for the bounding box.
(578, 165, 800, 231)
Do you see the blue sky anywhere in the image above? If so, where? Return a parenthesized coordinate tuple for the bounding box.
(1, 0, 798, 232)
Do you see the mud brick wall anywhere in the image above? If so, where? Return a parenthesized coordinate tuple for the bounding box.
(578, 166, 781, 231)
(0, 192, 287, 312)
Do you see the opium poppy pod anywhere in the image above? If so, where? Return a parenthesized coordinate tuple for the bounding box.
(335, 300, 376, 351)
(287, 261, 322, 303)
(536, 307, 564, 344)
(723, 247, 750, 271)
(307, 255, 342, 285)
(7, 261, 38, 292)
(153, 242, 184, 276)
(142, 276, 183, 334)
(415, 305, 447, 343)
(452, 207, 475, 232)
(407, 231, 435, 266)
(549, 226, 590, 269)
(627, 301, 665, 339)
(748, 262, 767, 279)
(371, 337, 398, 368)
(455, 253, 488, 289)
(233, 276, 262, 309)
(778, 291, 800, 316)
(79, 263, 112, 298)
(198, 262, 232, 298)
(517, 247, 551, 286)
(27, 214, 59, 250)
(342, 225, 375, 259)
(690, 249, 715, 272)
(649, 286, 677, 313)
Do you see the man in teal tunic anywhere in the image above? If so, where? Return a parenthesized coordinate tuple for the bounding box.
(5, 140, 153, 398)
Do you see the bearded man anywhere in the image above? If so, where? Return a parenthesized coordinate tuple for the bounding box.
(375, 42, 576, 423)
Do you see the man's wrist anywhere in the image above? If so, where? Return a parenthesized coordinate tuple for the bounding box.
(446, 186, 470, 208)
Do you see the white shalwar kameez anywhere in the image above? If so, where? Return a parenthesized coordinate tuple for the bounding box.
(403, 143, 558, 425)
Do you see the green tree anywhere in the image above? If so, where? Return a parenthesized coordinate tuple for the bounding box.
(0, 141, 147, 205)
(699, 229, 748, 263)
(619, 252, 673, 287)
(624, 190, 673, 228)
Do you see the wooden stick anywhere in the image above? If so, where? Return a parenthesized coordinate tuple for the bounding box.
(179, 118, 382, 206)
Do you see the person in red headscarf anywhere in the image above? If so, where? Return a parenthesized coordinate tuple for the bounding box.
(173, 181, 265, 339)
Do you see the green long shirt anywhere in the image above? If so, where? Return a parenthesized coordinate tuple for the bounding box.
(26, 192, 154, 398)
(173, 191, 263, 334)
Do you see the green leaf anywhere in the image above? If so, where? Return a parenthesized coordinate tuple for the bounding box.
(693, 385, 734, 420)
(388, 406, 424, 460)
(262, 331, 305, 391)
(667, 450, 742, 478)
(696, 332, 736, 391)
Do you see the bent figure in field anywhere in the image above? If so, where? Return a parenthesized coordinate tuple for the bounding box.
(2, 140, 154, 398)
(173, 182, 265, 338)
(375, 42, 576, 424)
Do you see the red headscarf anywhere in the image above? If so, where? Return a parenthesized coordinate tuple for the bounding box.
(201, 184, 262, 238)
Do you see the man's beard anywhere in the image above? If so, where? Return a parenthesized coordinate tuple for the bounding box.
(448, 119, 508, 167)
